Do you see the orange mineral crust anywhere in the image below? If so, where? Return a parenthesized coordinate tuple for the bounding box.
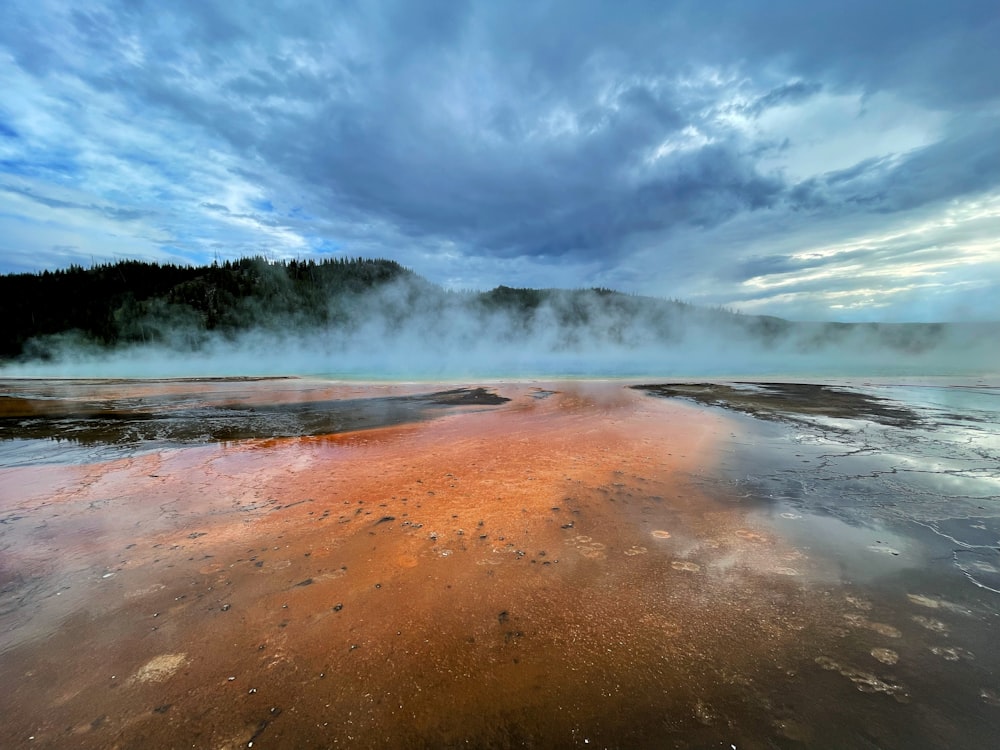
(1, 382, 839, 749)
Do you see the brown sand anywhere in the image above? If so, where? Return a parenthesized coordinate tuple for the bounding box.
(0, 381, 838, 748)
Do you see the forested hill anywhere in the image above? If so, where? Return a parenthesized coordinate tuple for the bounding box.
(0, 257, 416, 358)
(1, 256, 722, 360)
(0, 256, 984, 365)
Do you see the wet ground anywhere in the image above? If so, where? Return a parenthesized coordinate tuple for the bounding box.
(631, 382, 922, 426)
(1, 377, 999, 748)
(638, 380, 1000, 746)
(0, 379, 507, 462)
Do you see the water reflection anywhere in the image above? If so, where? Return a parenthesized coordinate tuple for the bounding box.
(0, 378, 510, 464)
(652, 380, 1000, 748)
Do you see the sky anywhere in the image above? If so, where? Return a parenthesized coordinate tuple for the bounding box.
(1, 0, 999, 323)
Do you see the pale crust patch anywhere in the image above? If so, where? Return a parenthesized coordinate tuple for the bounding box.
(132, 653, 187, 684)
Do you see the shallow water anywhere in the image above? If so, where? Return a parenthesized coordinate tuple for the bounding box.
(1, 377, 998, 748)
(675, 381, 1000, 747)
(0, 379, 508, 466)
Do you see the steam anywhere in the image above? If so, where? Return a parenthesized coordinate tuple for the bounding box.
(3, 275, 998, 380)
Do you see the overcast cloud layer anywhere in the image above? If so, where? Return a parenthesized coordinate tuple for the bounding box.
(1, 0, 998, 322)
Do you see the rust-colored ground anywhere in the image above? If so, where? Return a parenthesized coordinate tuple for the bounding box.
(1, 381, 842, 748)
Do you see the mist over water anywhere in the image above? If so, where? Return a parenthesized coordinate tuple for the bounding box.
(2, 273, 999, 746)
(2, 276, 997, 380)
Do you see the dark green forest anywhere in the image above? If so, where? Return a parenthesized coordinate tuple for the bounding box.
(0, 257, 418, 358)
(0, 255, 979, 362)
(0, 256, 712, 359)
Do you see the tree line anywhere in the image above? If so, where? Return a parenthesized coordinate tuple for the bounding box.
(0, 255, 961, 361)
(0, 257, 414, 358)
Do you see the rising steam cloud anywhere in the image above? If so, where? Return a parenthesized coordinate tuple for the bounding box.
(3, 273, 997, 380)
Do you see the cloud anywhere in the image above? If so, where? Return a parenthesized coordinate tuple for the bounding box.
(0, 0, 998, 321)
(746, 81, 823, 117)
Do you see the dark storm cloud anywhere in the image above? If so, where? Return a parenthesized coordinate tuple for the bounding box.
(786, 117, 1000, 217)
(727, 254, 809, 282)
(693, 0, 1000, 108)
(729, 239, 973, 287)
(1, 0, 999, 320)
(0, 182, 151, 222)
(18, 0, 780, 261)
(876, 123, 1000, 211)
(0, 183, 81, 211)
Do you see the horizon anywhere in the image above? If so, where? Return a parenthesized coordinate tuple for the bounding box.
(2, 2, 999, 324)
(2, 254, 998, 380)
(5, 254, 1000, 327)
